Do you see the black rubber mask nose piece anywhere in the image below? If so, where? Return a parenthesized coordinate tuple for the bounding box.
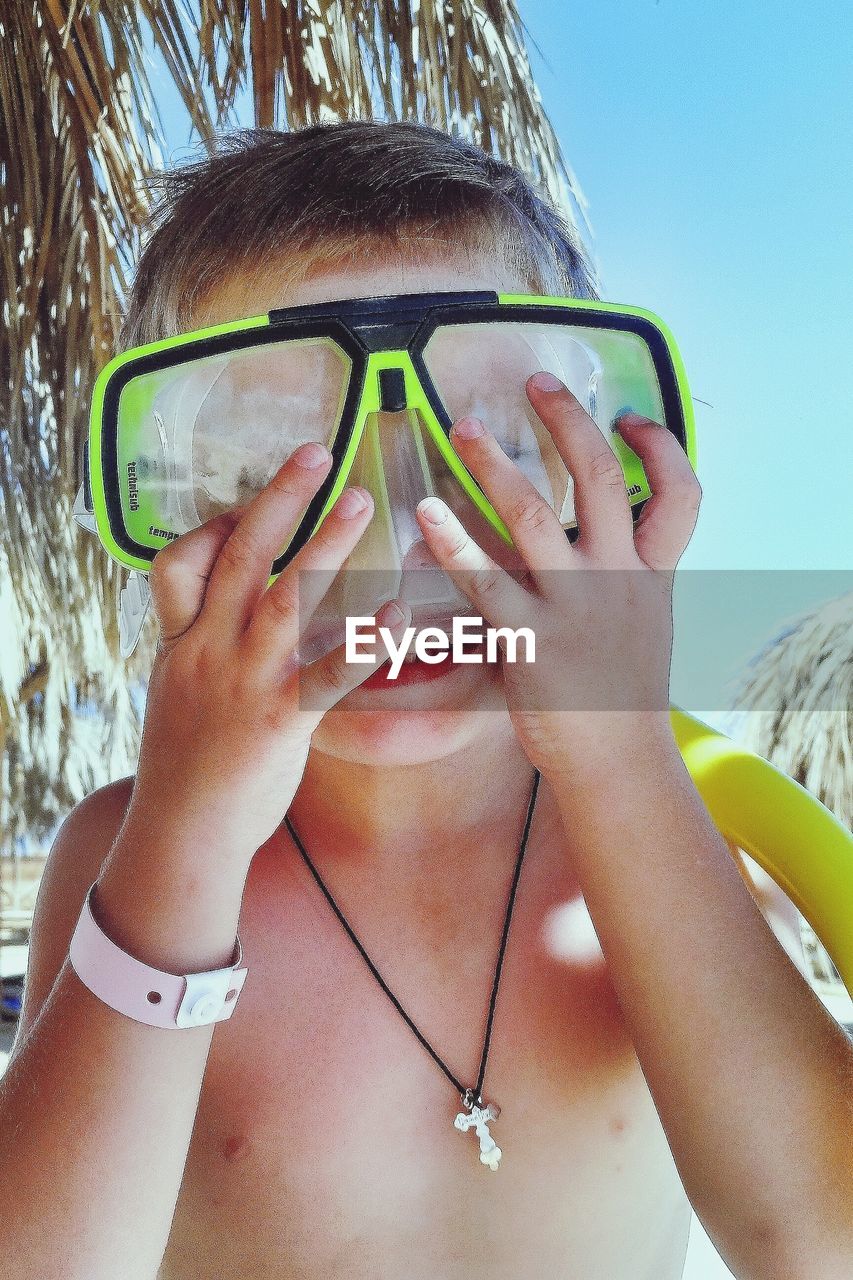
(378, 367, 407, 412)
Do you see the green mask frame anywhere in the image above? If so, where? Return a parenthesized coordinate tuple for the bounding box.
(75, 290, 697, 581)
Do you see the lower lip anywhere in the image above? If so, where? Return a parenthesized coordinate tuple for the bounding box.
(361, 649, 485, 689)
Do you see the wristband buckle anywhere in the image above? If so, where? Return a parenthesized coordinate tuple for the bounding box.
(176, 953, 248, 1027)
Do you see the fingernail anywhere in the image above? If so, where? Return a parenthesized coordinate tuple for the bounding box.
(378, 601, 407, 628)
(529, 371, 564, 393)
(294, 442, 331, 469)
(418, 497, 449, 525)
(335, 487, 370, 519)
(616, 411, 661, 429)
(452, 415, 485, 440)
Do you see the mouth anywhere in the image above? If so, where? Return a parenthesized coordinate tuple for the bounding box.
(361, 637, 490, 689)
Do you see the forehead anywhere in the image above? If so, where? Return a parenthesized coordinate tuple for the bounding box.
(190, 245, 535, 330)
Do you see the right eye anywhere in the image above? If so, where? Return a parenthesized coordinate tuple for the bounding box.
(498, 443, 540, 463)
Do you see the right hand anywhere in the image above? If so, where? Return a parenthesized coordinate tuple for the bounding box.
(126, 441, 409, 867)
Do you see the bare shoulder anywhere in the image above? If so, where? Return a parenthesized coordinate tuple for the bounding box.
(15, 776, 136, 1043)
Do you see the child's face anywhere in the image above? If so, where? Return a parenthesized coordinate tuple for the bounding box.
(189, 246, 540, 768)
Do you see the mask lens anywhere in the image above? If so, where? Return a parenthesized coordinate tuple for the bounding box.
(422, 320, 667, 527)
(115, 336, 352, 549)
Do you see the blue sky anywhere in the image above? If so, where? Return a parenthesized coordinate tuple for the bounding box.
(517, 0, 853, 704)
(521, 0, 852, 573)
(149, 2, 851, 707)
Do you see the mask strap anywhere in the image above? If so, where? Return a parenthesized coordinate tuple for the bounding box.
(119, 571, 151, 659)
(72, 482, 97, 533)
(71, 436, 153, 660)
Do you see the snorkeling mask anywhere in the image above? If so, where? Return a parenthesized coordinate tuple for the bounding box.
(73, 290, 853, 993)
(73, 289, 696, 658)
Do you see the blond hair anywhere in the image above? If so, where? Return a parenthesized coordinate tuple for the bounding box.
(120, 119, 598, 348)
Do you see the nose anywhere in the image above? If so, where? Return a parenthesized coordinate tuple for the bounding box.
(360, 360, 452, 576)
(374, 411, 437, 571)
(299, 405, 473, 661)
(345, 409, 468, 609)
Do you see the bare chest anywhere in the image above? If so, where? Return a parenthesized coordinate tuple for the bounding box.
(160, 846, 692, 1279)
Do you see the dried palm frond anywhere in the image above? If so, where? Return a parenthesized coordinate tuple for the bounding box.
(194, 0, 592, 231)
(0, 1, 593, 856)
(1, 1, 223, 856)
(731, 591, 852, 831)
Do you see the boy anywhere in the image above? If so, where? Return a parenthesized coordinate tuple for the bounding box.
(2, 121, 851, 1280)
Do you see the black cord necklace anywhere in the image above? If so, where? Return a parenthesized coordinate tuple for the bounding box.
(284, 768, 541, 1171)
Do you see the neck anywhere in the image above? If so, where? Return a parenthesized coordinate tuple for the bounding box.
(285, 731, 537, 890)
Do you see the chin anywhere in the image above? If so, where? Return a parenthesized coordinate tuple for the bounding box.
(310, 661, 514, 766)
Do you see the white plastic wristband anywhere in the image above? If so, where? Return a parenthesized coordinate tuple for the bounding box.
(69, 883, 248, 1029)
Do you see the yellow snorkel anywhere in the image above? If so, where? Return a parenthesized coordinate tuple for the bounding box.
(671, 706, 853, 994)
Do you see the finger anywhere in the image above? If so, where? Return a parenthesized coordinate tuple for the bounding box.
(297, 599, 413, 717)
(199, 441, 333, 644)
(448, 415, 571, 574)
(415, 496, 529, 627)
(148, 507, 245, 652)
(615, 412, 701, 569)
(526, 372, 635, 561)
(244, 486, 374, 679)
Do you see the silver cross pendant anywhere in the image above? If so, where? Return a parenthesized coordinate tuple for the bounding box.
(454, 1089, 502, 1170)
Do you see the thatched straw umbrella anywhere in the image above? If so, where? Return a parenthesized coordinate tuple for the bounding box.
(731, 590, 853, 985)
(0, 2, 594, 860)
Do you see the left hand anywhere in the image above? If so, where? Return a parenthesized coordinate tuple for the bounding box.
(415, 371, 702, 785)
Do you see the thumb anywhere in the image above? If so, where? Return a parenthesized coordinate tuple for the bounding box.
(148, 509, 245, 652)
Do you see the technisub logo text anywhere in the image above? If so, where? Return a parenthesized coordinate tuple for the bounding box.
(148, 525, 179, 542)
(127, 461, 139, 511)
(626, 483, 642, 497)
(346, 615, 535, 679)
